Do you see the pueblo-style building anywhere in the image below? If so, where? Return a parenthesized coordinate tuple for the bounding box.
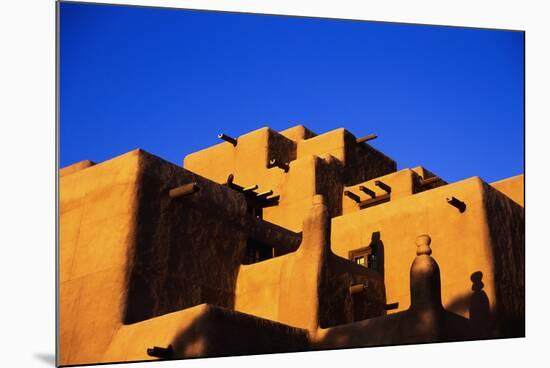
(58, 126, 524, 366)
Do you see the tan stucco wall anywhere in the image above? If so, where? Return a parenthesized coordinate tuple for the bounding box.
(59, 125, 524, 364)
(334, 177, 494, 316)
(491, 174, 524, 207)
(235, 195, 385, 330)
(59, 149, 311, 365)
(59, 150, 141, 365)
(59, 159, 95, 177)
(184, 126, 395, 232)
(332, 175, 524, 337)
(59, 149, 253, 365)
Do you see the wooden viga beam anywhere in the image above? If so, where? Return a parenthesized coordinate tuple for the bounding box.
(246, 215, 301, 253)
(344, 190, 361, 203)
(359, 185, 376, 198)
(374, 180, 391, 193)
(359, 193, 390, 209)
(446, 196, 466, 213)
(349, 282, 368, 295)
(256, 189, 273, 199)
(258, 195, 280, 208)
(242, 184, 259, 193)
(225, 174, 245, 192)
(356, 134, 378, 144)
(146, 345, 174, 359)
(268, 158, 290, 172)
(218, 133, 238, 146)
(420, 176, 441, 186)
(169, 183, 200, 199)
(223, 174, 250, 192)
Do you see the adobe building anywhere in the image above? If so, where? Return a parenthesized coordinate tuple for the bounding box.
(58, 126, 524, 366)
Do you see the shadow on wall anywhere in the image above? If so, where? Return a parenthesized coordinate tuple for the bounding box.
(369, 231, 385, 280)
(167, 306, 310, 359)
(312, 234, 474, 350)
(446, 271, 492, 339)
(484, 185, 525, 337)
(123, 163, 245, 325)
(469, 271, 491, 338)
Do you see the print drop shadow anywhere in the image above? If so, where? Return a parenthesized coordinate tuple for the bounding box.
(32, 353, 55, 366)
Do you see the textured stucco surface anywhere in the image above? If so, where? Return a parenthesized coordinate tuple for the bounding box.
(490, 174, 524, 207)
(59, 125, 524, 365)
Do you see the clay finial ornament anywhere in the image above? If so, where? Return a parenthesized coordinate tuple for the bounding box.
(415, 234, 432, 256)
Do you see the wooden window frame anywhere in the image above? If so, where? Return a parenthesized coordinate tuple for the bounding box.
(349, 246, 372, 268)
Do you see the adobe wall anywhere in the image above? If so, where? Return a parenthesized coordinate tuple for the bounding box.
(59, 149, 303, 365)
(342, 169, 417, 215)
(262, 154, 344, 232)
(103, 304, 309, 362)
(235, 195, 386, 330)
(341, 167, 448, 215)
(315, 235, 473, 349)
(183, 127, 290, 189)
(491, 174, 524, 207)
(59, 159, 95, 177)
(296, 128, 396, 185)
(483, 181, 525, 336)
(123, 152, 249, 324)
(183, 125, 396, 232)
(60, 149, 388, 364)
(59, 150, 142, 365)
(60, 125, 524, 364)
(331, 176, 524, 338)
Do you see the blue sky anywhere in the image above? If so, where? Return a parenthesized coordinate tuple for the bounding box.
(59, 2, 524, 183)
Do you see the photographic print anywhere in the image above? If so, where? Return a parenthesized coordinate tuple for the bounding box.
(58, 2, 524, 366)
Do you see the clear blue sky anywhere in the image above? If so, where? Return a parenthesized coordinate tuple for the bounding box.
(59, 2, 524, 183)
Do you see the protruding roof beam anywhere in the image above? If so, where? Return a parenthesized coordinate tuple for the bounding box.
(356, 134, 378, 144)
(218, 133, 238, 146)
(344, 190, 361, 203)
(268, 158, 290, 172)
(446, 196, 466, 213)
(359, 185, 376, 199)
(374, 180, 391, 193)
(169, 183, 200, 199)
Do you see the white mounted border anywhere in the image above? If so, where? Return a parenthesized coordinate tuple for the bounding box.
(1, 1, 548, 368)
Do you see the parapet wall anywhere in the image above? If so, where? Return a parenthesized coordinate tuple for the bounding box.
(490, 174, 524, 207)
(184, 125, 396, 231)
(332, 175, 524, 338)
